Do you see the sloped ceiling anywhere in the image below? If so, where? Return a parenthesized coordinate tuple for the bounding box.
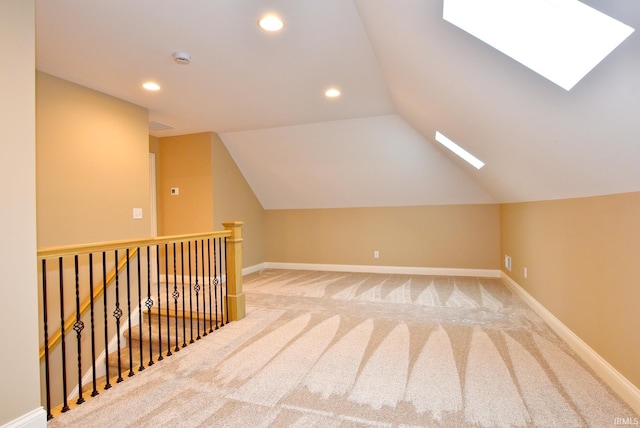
(221, 115, 495, 209)
(35, 1, 640, 208)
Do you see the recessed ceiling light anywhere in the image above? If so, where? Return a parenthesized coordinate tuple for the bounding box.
(443, 0, 634, 90)
(143, 82, 161, 91)
(259, 15, 284, 32)
(435, 131, 485, 169)
(325, 88, 341, 98)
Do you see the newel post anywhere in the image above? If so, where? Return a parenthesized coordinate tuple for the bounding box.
(223, 221, 245, 321)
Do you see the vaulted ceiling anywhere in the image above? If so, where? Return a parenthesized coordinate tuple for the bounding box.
(35, 0, 640, 209)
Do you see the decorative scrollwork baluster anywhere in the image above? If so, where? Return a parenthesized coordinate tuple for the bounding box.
(173, 242, 180, 353)
(212, 238, 219, 330)
(164, 244, 172, 357)
(113, 250, 124, 383)
(146, 246, 154, 367)
(74, 255, 85, 404)
(194, 242, 201, 340)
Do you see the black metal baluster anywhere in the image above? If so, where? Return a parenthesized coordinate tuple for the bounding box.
(125, 249, 134, 377)
(207, 239, 213, 333)
(88, 254, 98, 397)
(102, 252, 111, 390)
(145, 246, 154, 366)
(181, 242, 187, 348)
(164, 243, 172, 356)
(201, 239, 207, 337)
(188, 241, 194, 344)
(213, 238, 219, 330)
(194, 242, 201, 340)
(218, 237, 225, 327)
(172, 242, 180, 352)
(73, 255, 85, 405)
(58, 257, 70, 412)
(113, 250, 124, 383)
(156, 245, 163, 361)
(224, 237, 229, 324)
(41, 260, 53, 420)
(136, 248, 145, 372)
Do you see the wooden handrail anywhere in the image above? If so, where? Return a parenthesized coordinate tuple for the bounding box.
(37, 231, 231, 259)
(38, 248, 137, 361)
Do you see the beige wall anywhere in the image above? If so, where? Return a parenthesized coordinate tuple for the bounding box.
(0, 0, 42, 424)
(155, 132, 266, 266)
(36, 72, 151, 247)
(265, 204, 500, 269)
(212, 134, 265, 267)
(500, 192, 640, 389)
(157, 133, 214, 235)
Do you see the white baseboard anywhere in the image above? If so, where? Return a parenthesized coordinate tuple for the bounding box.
(243, 263, 267, 275)
(0, 407, 47, 428)
(259, 262, 500, 278)
(501, 272, 640, 415)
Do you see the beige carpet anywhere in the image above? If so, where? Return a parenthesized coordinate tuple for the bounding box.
(48, 269, 637, 427)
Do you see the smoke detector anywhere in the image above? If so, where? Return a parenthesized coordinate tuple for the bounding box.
(173, 52, 191, 65)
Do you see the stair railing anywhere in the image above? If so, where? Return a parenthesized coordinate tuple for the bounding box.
(37, 222, 244, 420)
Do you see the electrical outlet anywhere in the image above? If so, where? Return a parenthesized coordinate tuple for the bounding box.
(504, 255, 512, 271)
(373, 250, 380, 259)
(132, 208, 143, 219)
(171, 187, 179, 195)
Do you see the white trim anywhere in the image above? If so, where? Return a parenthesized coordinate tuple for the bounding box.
(243, 263, 267, 275)
(0, 407, 46, 428)
(262, 262, 500, 278)
(501, 272, 640, 415)
(149, 153, 157, 238)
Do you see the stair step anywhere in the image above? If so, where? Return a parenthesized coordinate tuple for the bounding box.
(107, 334, 200, 373)
(105, 308, 224, 372)
(129, 310, 223, 346)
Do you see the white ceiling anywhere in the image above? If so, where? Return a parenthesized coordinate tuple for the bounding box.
(35, 0, 640, 208)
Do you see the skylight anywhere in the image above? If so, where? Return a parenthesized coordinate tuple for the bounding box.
(443, 0, 634, 90)
(435, 132, 485, 169)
